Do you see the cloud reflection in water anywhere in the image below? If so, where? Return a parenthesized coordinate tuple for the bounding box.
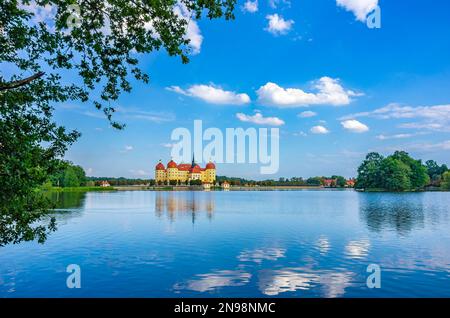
(258, 268, 354, 297)
(344, 239, 370, 259)
(237, 248, 286, 263)
(173, 270, 251, 293)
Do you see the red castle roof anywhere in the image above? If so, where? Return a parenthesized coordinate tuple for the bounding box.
(190, 165, 201, 173)
(177, 164, 191, 171)
(167, 160, 177, 168)
(156, 160, 215, 172)
(155, 162, 165, 170)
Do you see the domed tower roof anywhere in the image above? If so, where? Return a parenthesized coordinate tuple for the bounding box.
(167, 160, 177, 168)
(190, 164, 201, 173)
(206, 162, 216, 170)
(155, 161, 165, 170)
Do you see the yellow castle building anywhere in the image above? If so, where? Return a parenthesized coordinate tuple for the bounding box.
(155, 156, 216, 185)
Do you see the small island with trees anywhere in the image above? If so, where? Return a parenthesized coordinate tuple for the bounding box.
(355, 151, 449, 192)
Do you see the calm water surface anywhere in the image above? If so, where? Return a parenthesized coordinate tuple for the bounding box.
(1, 190, 450, 297)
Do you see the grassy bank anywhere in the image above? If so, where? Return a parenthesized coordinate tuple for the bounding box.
(48, 186, 117, 192)
(357, 188, 449, 192)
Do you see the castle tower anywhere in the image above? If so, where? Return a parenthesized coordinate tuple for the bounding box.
(155, 160, 166, 183)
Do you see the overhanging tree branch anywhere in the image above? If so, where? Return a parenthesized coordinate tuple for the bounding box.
(0, 72, 45, 91)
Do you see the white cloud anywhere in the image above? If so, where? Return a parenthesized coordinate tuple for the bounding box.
(298, 111, 317, 118)
(336, 0, 379, 22)
(20, 1, 56, 25)
(173, 4, 203, 54)
(257, 77, 360, 107)
(341, 119, 369, 133)
(376, 134, 412, 140)
(293, 131, 307, 137)
(161, 142, 179, 148)
(236, 112, 285, 126)
(408, 140, 450, 151)
(265, 14, 294, 35)
(398, 122, 445, 130)
(185, 21, 202, 55)
(268, 0, 278, 8)
(120, 145, 133, 153)
(341, 103, 450, 132)
(167, 84, 250, 105)
(310, 125, 329, 134)
(376, 132, 428, 140)
(116, 107, 175, 123)
(243, 0, 258, 13)
(146, 4, 202, 54)
(268, 0, 291, 9)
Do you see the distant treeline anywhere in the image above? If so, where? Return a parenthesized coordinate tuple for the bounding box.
(215, 175, 350, 187)
(86, 177, 150, 186)
(356, 151, 449, 191)
(46, 161, 150, 188)
(46, 153, 450, 191)
(46, 161, 87, 188)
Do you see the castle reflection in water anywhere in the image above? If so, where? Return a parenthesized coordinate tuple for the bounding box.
(155, 192, 215, 223)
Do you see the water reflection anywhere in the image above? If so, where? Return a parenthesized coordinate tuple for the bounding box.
(344, 239, 370, 259)
(315, 236, 331, 255)
(359, 193, 425, 235)
(174, 242, 358, 297)
(258, 268, 354, 297)
(155, 192, 215, 223)
(173, 270, 251, 293)
(47, 191, 86, 209)
(237, 248, 286, 263)
(259, 269, 319, 295)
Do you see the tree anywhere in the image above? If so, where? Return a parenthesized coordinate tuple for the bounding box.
(391, 151, 429, 189)
(62, 167, 80, 187)
(426, 160, 448, 186)
(72, 165, 86, 186)
(442, 171, 450, 190)
(48, 160, 86, 187)
(356, 151, 433, 191)
(0, 89, 78, 246)
(1, 0, 236, 245)
(380, 157, 411, 191)
(190, 179, 202, 186)
(332, 175, 346, 187)
(306, 177, 322, 186)
(356, 152, 384, 189)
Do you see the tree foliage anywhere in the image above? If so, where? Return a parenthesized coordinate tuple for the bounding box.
(441, 171, 450, 190)
(0, 0, 236, 245)
(356, 151, 431, 191)
(49, 160, 86, 187)
(425, 160, 448, 186)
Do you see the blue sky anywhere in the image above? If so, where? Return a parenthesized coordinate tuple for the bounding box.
(52, 0, 450, 179)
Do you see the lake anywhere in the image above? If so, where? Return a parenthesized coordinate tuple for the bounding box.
(1, 190, 449, 297)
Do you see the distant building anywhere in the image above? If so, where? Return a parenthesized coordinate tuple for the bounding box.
(346, 178, 356, 188)
(222, 181, 230, 190)
(323, 178, 336, 187)
(155, 155, 216, 185)
(100, 180, 110, 187)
